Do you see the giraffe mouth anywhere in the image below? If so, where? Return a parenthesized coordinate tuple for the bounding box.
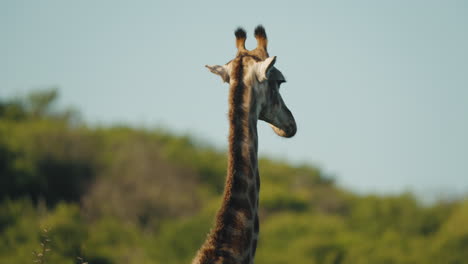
(271, 122, 296, 138)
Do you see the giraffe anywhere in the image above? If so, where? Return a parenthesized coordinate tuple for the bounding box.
(192, 25, 296, 264)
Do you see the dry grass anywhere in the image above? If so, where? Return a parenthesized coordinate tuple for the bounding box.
(33, 228, 51, 264)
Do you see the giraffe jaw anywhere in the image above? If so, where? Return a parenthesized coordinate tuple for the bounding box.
(271, 122, 297, 138)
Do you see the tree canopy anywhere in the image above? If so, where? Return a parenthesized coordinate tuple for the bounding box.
(0, 89, 466, 264)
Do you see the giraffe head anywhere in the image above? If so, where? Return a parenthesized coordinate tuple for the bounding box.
(206, 25, 297, 138)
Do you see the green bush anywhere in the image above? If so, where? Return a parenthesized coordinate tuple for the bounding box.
(0, 90, 467, 264)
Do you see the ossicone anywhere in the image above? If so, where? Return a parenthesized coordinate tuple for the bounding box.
(254, 25, 267, 50)
(235, 27, 246, 51)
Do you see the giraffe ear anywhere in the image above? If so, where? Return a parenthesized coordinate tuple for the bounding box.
(205, 64, 230, 83)
(255, 56, 276, 83)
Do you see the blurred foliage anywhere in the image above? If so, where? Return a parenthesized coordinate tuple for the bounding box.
(0, 89, 467, 264)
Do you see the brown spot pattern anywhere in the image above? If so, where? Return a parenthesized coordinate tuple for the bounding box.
(192, 25, 277, 264)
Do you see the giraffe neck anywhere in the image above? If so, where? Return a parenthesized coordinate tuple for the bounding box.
(193, 56, 260, 264)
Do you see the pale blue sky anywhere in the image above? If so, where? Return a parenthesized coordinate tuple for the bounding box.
(2, 0, 467, 198)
